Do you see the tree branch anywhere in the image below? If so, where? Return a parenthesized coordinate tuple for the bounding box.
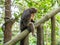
(35, 7, 60, 27)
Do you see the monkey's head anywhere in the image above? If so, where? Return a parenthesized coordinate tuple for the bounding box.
(29, 8, 37, 13)
(29, 8, 37, 20)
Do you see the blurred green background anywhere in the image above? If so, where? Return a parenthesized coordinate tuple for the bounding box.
(0, 0, 60, 45)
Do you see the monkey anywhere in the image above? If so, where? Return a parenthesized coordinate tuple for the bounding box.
(20, 8, 37, 36)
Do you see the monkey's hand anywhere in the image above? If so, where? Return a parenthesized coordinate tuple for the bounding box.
(31, 20, 35, 23)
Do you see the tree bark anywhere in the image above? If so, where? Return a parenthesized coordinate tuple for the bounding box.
(37, 24, 44, 45)
(4, 0, 12, 43)
(4, 7, 60, 45)
(51, 16, 56, 45)
(20, 35, 29, 45)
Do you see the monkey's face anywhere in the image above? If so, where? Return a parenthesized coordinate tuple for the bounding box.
(31, 13, 35, 20)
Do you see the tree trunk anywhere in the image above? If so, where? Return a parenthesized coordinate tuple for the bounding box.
(37, 24, 44, 45)
(51, 16, 56, 45)
(4, 0, 12, 43)
(20, 35, 29, 45)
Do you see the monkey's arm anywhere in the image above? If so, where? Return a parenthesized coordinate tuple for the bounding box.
(27, 22, 35, 36)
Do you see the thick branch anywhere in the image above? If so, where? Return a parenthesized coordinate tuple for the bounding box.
(4, 7, 60, 45)
(35, 7, 60, 27)
(4, 30, 29, 45)
(37, 24, 44, 45)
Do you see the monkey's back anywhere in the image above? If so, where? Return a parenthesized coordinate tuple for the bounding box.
(20, 9, 31, 31)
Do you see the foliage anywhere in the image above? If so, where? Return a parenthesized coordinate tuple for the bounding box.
(0, 0, 60, 45)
